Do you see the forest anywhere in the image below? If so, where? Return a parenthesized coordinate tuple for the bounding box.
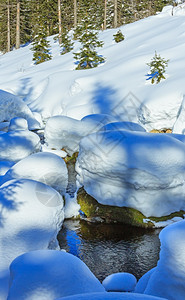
(0, 0, 174, 54)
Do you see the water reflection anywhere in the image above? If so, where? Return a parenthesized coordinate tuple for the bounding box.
(57, 219, 161, 282)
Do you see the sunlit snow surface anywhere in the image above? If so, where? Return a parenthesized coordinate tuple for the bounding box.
(0, 5, 185, 131)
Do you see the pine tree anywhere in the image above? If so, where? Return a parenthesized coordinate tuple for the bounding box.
(146, 51, 169, 84)
(32, 25, 52, 64)
(60, 30, 74, 55)
(74, 15, 105, 69)
(113, 29, 125, 42)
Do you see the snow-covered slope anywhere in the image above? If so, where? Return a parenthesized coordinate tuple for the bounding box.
(0, 5, 185, 131)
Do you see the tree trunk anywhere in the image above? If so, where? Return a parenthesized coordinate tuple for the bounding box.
(7, 0, 10, 52)
(58, 0, 62, 44)
(16, 0, 20, 49)
(103, 0, 107, 30)
(114, 0, 117, 28)
(74, 0, 77, 28)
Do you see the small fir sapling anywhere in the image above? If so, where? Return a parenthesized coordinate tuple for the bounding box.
(60, 30, 74, 55)
(73, 16, 105, 70)
(113, 30, 125, 43)
(146, 51, 169, 84)
(32, 25, 52, 65)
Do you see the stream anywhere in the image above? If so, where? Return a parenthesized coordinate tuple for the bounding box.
(57, 219, 161, 282)
(57, 160, 161, 282)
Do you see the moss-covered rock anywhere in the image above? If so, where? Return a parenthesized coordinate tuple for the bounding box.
(77, 188, 185, 228)
(77, 188, 154, 228)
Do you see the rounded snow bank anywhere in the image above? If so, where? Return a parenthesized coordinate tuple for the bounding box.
(100, 122, 146, 133)
(0, 161, 14, 176)
(8, 117, 28, 131)
(44, 114, 116, 156)
(56, 292, 167, 300)
(7, 250, 105, 300)
(102, 272, 137, 292)
(135, 220, 185, 300)
(0, 90, 41, 130)
(76, 130, 185, 217)
(81, 113, 116, 125)
(0, 130, 40, 162)
(1, 152, 68, 194)
(0, 179, 64, 273)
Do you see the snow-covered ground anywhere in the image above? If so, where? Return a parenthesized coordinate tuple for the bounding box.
(0, 4, 185, 131)
(1, 3, 185, 300)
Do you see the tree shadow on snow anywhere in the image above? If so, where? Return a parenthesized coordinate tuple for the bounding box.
(0, 180, 24, 228)
(91, 83, 119, 116)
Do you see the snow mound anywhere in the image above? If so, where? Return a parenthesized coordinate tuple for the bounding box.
(135, 220, 185, 300)
(0, 161, 14, 176)
(45, 115, 116, 156)
(0, 122, 9, 132)
(8, 117, 28, 131)
(0, 90, 41, 130)
(102, 272, 137, 292)
(173, 95, 185, 134)
(100, 122, 146, 132)
(81, 114, 117, 126)
(56, 292, 167, 300)
(0, 130, 40, 162)
(0, 179, 64, 299)
(7, 250, 105, 300)
(76, 130, 185, 217)
(0, 152, 68, 194)
(138, 92, 183, 132)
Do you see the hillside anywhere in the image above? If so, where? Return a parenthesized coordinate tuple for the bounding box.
(0, 4, 185, 132)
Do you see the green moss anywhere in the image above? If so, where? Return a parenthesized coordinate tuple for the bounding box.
(77, 188, 185, 228)
(77, 188, 154, 228)
(63, 152, 78, 165)
(150, 210, 185, 222)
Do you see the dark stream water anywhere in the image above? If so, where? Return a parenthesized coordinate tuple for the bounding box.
(57, 219, 161, 282)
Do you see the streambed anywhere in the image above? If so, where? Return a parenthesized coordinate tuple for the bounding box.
(57, 219, 161, 282)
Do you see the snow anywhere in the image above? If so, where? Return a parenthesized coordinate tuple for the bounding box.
(0, 90, 41, 130)
(0, 152, 68, 194)
(56, 292, 167, 300)
(0, 161, 14, 176)
(44, 115, 116, 156)
(64, 193, 80, 219)
(0, 4, 185, 130)
(135, 220, 185, 300)
(99, 121, 146, 132)
(1, 3, 185, 299)
(76, 130, 185, 217)
(41, 144, 67, 158)
(8, 117, 28, 131)
(0, 122, 9, 132)
(0, 179, 64, 299)
(0, 129, 41, 162)
(102, 272, 137, 292)
(7, 250, 105, 300)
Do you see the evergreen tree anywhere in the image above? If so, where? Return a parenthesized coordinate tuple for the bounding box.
(31, 23, 52, 64)
(146, 51, 169, 84)
(74, 15, 105, 69)
(113, 29, 125, 42)
(31, 0, 53, 64)
(60, 30, 74, 55)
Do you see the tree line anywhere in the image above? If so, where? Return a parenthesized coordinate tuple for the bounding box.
(0, 0, 174, 54)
